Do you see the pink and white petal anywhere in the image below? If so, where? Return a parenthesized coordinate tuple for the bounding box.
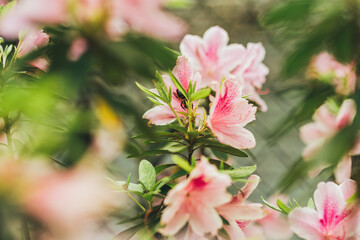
(336, 99, 356, 129)
(203, 26, 229, 53)
(261, 216, 293, 240)
(172, 56, 193, 91)
(241, 175, 260, 200)
(160, 209, 189, 236)
(289, 208, 323, 240)
(299, 123, 325, 144)
(219, 43, 246, 72)
(223, 221, 246, 240)
(143, 105, 175, 125)
(161, 196, 184, 223)
(313, 182, 346, 224)
(247, 92, 268, 112)
(335, 156, 352, 184)
(179, 35, 205, 69)
(313, 105, 337, 131)
(212, 125, 256, 149)
(189, 207, 223, 236)
(339, 178, 357, 200)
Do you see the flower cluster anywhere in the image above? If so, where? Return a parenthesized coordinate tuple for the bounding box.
(308, 52, 356, 96)
(0, 0, 186, 41)
(300, 99, 360, 182)
(142, 26, 269, 150)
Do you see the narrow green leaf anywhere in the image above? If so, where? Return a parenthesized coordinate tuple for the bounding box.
(126, 173, 131, 188)
(172, 155, 192, 172)
(191, 88, 211, 101)
(147, 97, 163, 106)
(219, 165, 256, 180)
(162, 142, 188, 153)
(155, 164, 176, 174)
(307, 198, 315, 209)
(169, 71, 188, 100)
(277, 199, 292, 215)
(197, 139, 248, 157)
(154, 71, 170, 102)
(138, 160, 156, 190)
(135, 82, 165, 102)
(261, 196, 282, 213)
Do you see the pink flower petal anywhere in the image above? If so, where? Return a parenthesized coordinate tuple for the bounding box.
(336, 99, 356, 129)
(339, 178, 357, 201)
(289, 208, 323, 240)
(143, 105, 176, 125)
(335, 156, 352, 184)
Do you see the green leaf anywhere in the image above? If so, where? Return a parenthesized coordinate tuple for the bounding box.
(114, 222, 145, 240)
(147, 97, 163, 106)
(155, 164, 176, 174)
(196, 139, 248, 157)
(191, 88, 211, 101)
(169, 71, 188, 100)
(126, 173, 132, 188)
(211, 148, 229, 161)
(277, 199, 292, 215)
(209, 159, 233, 170)
(127, 149, 172, 158)
(138, 160, 156, 190)
(172, 155, 192, 173)
(162, 142, 188, 153)
(262, 0, 314, 26)
(219, 165, 256, 180)
(154, 71, 170, 103)
(307, 198, 315, 209)
(261, 196, 282, 213)
(106, 177, 144, 193)
(135, 82, 165, 102)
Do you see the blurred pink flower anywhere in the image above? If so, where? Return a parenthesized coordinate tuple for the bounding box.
(216, 175, 265, 240)
(309, 52, 356, 96)
(233, 43, 269, 112)
(243, 194, 293, 240)
(300, 99, 357, 159)
(207, 77, 257, 149)
(67, 37, 88, 61)
(18, 30, 50, 71)
(110, 0, 187, 41)
(180, 26, 246, 89)
(289, 179, 359, 240)
(0, 0, 66, 39)
(143, 56, 202, 125)
(24, 167, 114, 238)
(160, 156, 232, 237)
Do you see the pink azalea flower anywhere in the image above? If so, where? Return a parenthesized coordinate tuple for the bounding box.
(243, 194, 293, 240)
(180, 26, 246, 89)
(18, 30, 50, 71)
(207, 76, 257, 149)
(67, 37, 88, 62)
(160, 156, 232, 237)
(0, 0, 66, 39)
(110, 0, 187, 41)
(289, 179, 359, 240)
(300, 99, 357, 159)
(232, 43, 270, 112)
(143, 56, 202, 125)
(216, 175, 265, 239)
(24, 167, 114, 238)
(309, 52, 356, 96)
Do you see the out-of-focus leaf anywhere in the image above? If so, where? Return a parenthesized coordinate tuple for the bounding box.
(262, 0, 315, 26)
(138, 160, 156, 190)
(128, 149, 173, 158)
(268, 84, 334, 142)
(220, 165, 256, 181)
(209, 159, 233, 170)
(330, 21, 356, 63)
(114, 222, 145, 240)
